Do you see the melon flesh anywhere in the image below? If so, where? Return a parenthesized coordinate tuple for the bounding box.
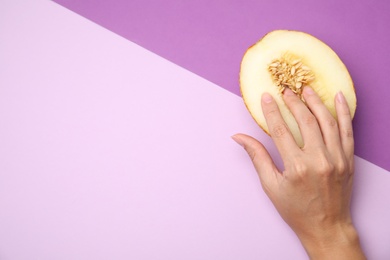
(240, 30, 356, 147)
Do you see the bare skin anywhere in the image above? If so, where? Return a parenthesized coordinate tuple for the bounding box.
(232, 87, 366, 259)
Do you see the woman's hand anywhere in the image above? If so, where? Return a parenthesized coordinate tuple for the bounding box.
(233, 87, 366, 259)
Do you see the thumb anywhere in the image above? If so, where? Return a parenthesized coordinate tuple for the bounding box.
(232, 133, 280, 188)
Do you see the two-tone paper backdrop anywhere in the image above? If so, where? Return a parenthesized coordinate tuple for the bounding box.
(0, 0, 389, 259)
(52, 0, 390, 171)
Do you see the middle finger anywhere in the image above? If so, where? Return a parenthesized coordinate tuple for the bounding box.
(302, 86, 342, 152)
(282, 88, 324, 149)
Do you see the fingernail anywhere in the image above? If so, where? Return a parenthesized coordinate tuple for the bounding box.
(262, 93, 273, 103)
(283, 88, 294, 96)
(231, 135, 244, 147)
(337, 91, 346, 104)
(304, 86, 315, 95)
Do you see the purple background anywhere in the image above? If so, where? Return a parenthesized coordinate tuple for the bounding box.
(1, 1, 390, 258)
(52, 0, 390, 171)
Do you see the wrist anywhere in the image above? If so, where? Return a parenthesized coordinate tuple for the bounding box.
(298, 222, 366, 260)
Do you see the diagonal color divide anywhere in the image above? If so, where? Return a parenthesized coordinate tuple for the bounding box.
(1, 0, 389, 259)
(52, 0, 390, 171)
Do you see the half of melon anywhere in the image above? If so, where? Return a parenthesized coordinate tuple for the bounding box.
(240, 30, 356, 146)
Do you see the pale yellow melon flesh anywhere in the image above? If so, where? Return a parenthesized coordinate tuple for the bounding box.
(240, 30, 356, 147)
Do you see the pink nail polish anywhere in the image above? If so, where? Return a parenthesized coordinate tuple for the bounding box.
(262, 93, 273, 103)
(337, 91, 346, 104)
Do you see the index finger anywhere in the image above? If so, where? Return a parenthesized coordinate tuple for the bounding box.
(262, 93, 301, 160)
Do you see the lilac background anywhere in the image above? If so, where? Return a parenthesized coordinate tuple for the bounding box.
(1, 1, 390, 259)
(52, 0, 390, 171)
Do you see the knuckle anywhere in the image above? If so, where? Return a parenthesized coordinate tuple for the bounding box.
(337, 156, 355, 175)
(271, 123, 289, 138)
(318, 163, 334, 177)
(325, 118, 337, 128)
(342, 127, 354, 138)
(301, 115, 317, 125)
(336, 162, 347, 175)
(245, 147, 258, 163)
(295, 163, 308, 176)
(265, 107, 279, 118)
(292, 160, 308, 177)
